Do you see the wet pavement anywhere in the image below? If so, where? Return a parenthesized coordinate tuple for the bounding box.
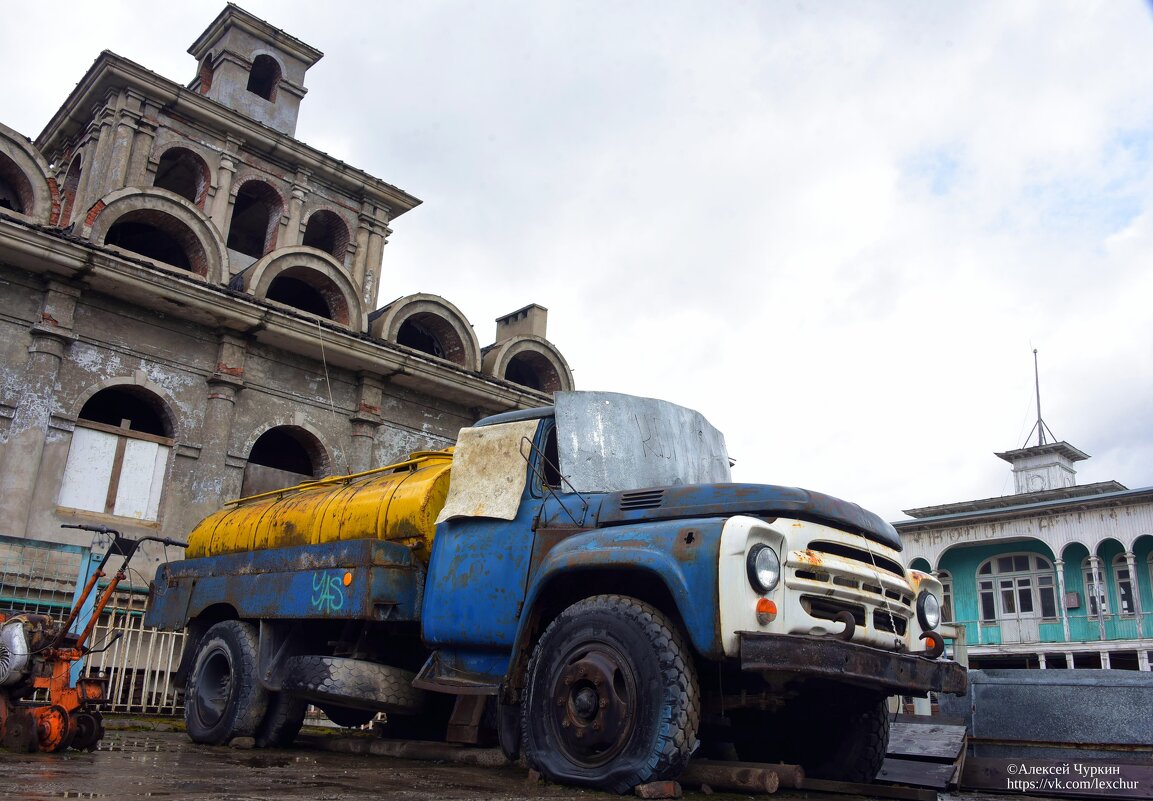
(0, 728, 1005, 801)
(0, 730, 616, 801)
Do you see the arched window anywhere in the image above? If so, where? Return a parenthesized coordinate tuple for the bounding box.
(1081, 558, 1108, 617)
(504, 351, 564, 392)
(102, 207, 212, 275)
(242, 426, 323, 496)
(0, 153, 32, 214)
(267, 274, 331, 318)
(153, 148, 210, 207)
(302, 210, 350, 261)
(397, 317, 446, 359)
(227, 181, 280, 258)
(937, 569, 953, 623)
(246, 55, 281, 101)
(57, 387, 173, 521)
(976, 553, 1057, 623)
(106, 215, 193, 270)
(1112, 554, 1134, 616)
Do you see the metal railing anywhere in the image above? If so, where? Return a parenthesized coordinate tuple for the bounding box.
(0, 533, 184, 715)
(946, 611, 1153, 647)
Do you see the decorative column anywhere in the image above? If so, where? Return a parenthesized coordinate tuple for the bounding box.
(1125, 551, 1143, 639)
(352, 202, 391, 308)
(209, 141, 241, 233)
(0, 282, 79, 536)
(195, 334, 247, 512)
(348, 373, 383, 473)
(74, 112, 115, 228)
(1055, 559, 1070, 643)
(1038, 653, 1047, 670)
(284, 170, 310, 247)
(1089, 555, 1107, 642)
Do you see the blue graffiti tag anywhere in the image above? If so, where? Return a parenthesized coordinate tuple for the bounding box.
(311, 570, 345, 614)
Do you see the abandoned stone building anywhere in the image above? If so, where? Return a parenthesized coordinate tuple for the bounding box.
(0, 4, 573, 571)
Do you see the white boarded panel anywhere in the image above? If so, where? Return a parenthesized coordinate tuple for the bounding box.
(113, 439, 160, 520)
(58, 427, 116, 512)
(145, 444, 169, 520)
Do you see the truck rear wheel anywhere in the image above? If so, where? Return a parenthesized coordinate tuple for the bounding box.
(184, 620, 268, 745)
(521, 595, 700, 794)
(281, 656, 425, 714)
(254, 693, 308, 748)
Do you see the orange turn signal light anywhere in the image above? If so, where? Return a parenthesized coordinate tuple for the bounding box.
(755, 598, 777, 625)
(343, 571, 353, 586)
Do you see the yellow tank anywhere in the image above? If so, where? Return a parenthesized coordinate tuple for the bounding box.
(186, 450, 453, 561)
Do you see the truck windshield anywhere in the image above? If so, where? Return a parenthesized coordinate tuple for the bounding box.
(554, 391, 731, 493)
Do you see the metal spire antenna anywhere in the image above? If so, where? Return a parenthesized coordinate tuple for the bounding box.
(1024, 348, 1058, 447)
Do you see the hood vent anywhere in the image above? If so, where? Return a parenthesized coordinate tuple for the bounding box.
(618, 489, 665, 511)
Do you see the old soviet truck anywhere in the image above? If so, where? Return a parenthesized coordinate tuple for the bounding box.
(145, 391, 966, 793)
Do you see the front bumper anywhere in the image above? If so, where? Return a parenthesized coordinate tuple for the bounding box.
(739, 632, 968, 697)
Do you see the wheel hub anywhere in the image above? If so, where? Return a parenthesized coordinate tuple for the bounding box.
(550, 646, 635, 766)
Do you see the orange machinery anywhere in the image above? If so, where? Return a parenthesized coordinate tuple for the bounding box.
(0, 524, 185, 752)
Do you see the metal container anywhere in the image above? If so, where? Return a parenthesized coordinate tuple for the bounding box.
(186, 450, 453, 561)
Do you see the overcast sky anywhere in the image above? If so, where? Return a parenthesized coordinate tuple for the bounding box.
(3, 1, 1151, 520)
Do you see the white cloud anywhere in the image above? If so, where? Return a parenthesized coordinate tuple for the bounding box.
(3, 0, 1151, 519)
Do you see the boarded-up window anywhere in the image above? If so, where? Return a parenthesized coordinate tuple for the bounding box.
(57, 387, 173, 522)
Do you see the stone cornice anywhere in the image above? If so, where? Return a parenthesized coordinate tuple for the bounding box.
(34, 52, 420, 218)
(0, 216, 545, 413)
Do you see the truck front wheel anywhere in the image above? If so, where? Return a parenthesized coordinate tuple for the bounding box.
(522, 595, 700, 794)
(184, 620, 268, 745)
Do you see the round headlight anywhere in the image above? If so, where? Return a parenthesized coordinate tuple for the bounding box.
(746, 544, 781, 593)
(917, 591, 941, 631)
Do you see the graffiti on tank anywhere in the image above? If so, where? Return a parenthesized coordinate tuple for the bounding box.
(311, 570, 345, 613)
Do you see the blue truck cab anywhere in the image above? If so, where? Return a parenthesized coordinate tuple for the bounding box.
(146, 391, 966, 793)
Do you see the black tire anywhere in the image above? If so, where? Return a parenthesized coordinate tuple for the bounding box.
(320, 704, 377, 728)
(69, 710, 105, 752)
(814, 697, 889, 782)
(281, 655, 424, 713)
(521, 595, 700, 794)
(183, 620, 268, 745)
(255, 693, 308, 748)
(735, 693, 890, 783)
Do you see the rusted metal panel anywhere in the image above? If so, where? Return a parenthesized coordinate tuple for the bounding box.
(145, 539, 424, 629)
(436, 420, 537, 523)
(554, 391, 731, 493)
(739, 632, 968, 696)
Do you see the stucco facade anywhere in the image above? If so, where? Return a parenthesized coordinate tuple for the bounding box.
(0, 6, 573, 567)
(896, 440, 1153, 671)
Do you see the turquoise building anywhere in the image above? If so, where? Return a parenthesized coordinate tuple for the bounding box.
(895, 439, 1152, 671)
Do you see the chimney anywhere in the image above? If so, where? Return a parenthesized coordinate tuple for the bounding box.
(495, 304, 548, 343)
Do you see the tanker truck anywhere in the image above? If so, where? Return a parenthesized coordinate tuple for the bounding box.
(145, 391, 966, 793)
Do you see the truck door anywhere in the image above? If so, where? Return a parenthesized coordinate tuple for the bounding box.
(420, 418, 554, 661)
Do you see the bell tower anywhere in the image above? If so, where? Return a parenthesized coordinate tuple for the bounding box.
(188, 4, 323, 136)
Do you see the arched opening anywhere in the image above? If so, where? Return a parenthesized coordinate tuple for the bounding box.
(242, 426, 324, 496)
(104, 210, 205, 272)
(57, 386, 174, 521)
(247, 54, 281, 101)
(302, 210, 350, 262)
(227, 180, 281, 259)
(0, 153, 33, 214)
(262, 265, 348, 323)
(397, 317, 446, 359)
(267, 274, 331, 318)
(59, 157, 82, 226)
(504, 351, 563, 392)
(154, 147, 210, 207)
(197, 53, 213, 94)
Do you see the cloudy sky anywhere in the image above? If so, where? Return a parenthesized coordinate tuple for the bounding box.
(3, 1, 1151, 520)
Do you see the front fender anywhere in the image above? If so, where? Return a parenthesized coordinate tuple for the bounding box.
(515, 518, 726, 660)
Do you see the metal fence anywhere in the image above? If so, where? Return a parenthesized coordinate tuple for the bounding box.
(0, 533, 184, 715)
